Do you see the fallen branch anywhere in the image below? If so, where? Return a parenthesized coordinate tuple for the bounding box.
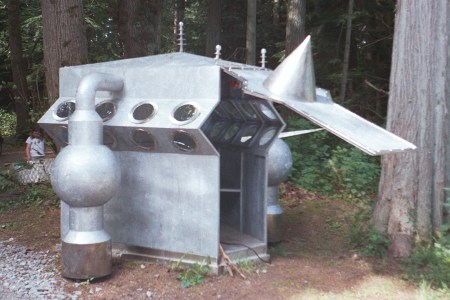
(219, 244, 246, 279)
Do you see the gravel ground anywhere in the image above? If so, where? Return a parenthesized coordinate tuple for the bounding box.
(0, 239, 75, 300)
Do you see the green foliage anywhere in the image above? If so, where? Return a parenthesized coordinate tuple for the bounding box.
(347, 206, 390, 259)
(404, 189, 450, 289)
(173, 257, 211, 288)
(19, 183, 59, 208)
(0, 109, 17, 137)
(285, 117, 380, 200)
(0, 170, 16, 193)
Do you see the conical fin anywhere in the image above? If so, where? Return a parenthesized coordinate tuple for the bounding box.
(263, 35, 316, 102)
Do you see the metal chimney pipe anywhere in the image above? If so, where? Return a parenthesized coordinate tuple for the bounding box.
(51, 73, 123, 279)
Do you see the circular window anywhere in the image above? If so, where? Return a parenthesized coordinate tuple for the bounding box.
(54, 100, 76, 120)
(172, 131, 196, 152)
(131, 129, 156, 150)
(96, 101, 116, 121)
(240, 125, 258, 144)
(103, 130, 117, 149)
(52, 126, 68, 145)
(258, 103, 277, 120)
(259, 128, 277, 146)
(223, 123, 240, 142)
(131, 102, 156, 123)
(172, 103, 200, 124)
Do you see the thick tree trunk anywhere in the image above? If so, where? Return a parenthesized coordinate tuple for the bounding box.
(285, 0, 306, 56)
(118, 0, 162, 58)
(246, 0, 257, 65)
(7, 0, 30, 135)
(41, 0, 88, 104)
(339, 0, 354, 104)
(373, 1, 450, 257)
(205, 0, 222, 57)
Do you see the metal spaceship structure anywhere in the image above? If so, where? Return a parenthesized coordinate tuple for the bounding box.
(38, 32, 415, 279)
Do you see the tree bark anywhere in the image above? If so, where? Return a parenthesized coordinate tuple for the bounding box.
(41, 0, 88, 104)
(373, 1, 450, 257)
(285, 0, 306, 56)
(246, 0, 257, 65)
(118, 0, 162, 58)
(205, 0, 222, 57)
(7, 0, 30, 135)
(339, 0, 354, 104)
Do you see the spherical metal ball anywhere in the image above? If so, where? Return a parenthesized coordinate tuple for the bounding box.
(267, 138, 293, 186)
(51, 145, 121, 207)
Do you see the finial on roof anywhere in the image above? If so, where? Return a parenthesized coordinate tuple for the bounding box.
(263, 35, 316, 102)
(260, 48, 267, 68)
(178, 22, 185, 52)
(214, 45, 222, 64)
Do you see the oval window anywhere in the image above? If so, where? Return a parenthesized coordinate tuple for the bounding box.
(54, 101, 76, 120)
(223, 123, 240, 142)
(259, 128, 277, 146)
(131, 103, 156, 123)
(209, 121, 227, 140)
(258, 103, 277, 120)
(173, 103, 199, 123)
(172, 131, 196, 152)
(96, 102, 116, 121)
(240, 125, 258, 144)
(240, 103, 258, 120)
(131, 129, 156, 150)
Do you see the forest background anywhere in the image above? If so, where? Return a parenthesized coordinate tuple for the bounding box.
(0, 0, 449, 291)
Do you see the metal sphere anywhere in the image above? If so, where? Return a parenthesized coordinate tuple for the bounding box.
(267, 138, 293, 186)
(51, 145, 121, 207)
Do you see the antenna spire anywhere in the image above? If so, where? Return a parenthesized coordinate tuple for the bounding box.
(260, 48, 267, 68)
(214, 45, 222, 64)
(178, 22, 185, 52)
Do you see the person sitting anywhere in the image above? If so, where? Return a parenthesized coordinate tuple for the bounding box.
(25, 127, 46, 161)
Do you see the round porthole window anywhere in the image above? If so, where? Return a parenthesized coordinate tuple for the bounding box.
(172, 103, 200, 124)
(172, 131, 196, 152)
(54, 100, 76, 121)
(131, 129, 156, 150)
(103, 130, 117, 149)
(131, 102, 156, 123)
(52, 126, 68, 145)
(259, 128, 277, 146)
(96, 101, 116, 121)
(221, 102, 241, 119)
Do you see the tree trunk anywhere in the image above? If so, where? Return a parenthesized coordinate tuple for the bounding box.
(272, 0, 280, 27)
(205, 0, 222, 57)
(373, 1, 450, 257)
(41, 0, 88, 104)
(118, 0, 162, 59)
(7, 0, 30, 136)
(285, 0, 306, 56)
(246, 0, 257, 65)
(339, 0, 354, 104)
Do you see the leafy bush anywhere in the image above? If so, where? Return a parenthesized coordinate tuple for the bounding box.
(170, 256, 211, 288)
(404, 189, 450, 288)
(0, 109, 16, 137)
(284, 117, 380, 199)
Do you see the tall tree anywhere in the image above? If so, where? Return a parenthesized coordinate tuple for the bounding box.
(339, 0, 354, 104)
(246, 0, 256, 64)
(285, 0, 306, 56)
(118, 0, 162, 58)
(205, 0, 222, 56)
(41, 0, 88, 103)
(7, 0, 30, 135)
(373, 1, 450, 257)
